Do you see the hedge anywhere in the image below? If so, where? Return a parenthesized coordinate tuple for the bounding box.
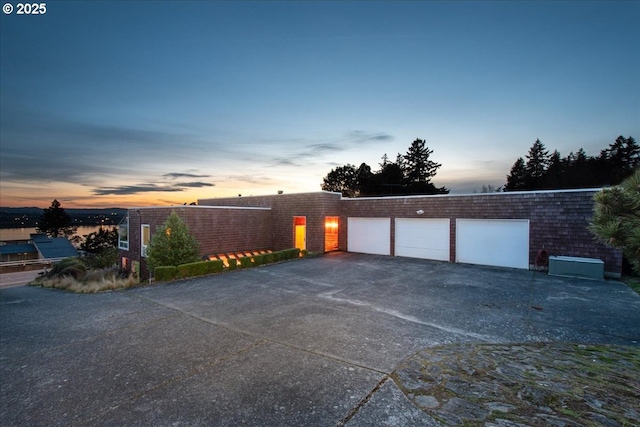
(155, 266, 178, 282)
(253, 254, 265, 266)
(177, 259, 224, 278)
(239, 256, 253, 269)
(154, 248, 304, 282)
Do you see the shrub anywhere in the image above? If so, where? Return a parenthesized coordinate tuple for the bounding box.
(589, 169, 640, 275)
(282, 248, 300, 260)
(253, 254, 265, 266)
(272, 251, 282, 262)
(263, 253, 274, 264)
(33, 266, 138, 293)
(178, 261, 206, 278)
(227, 258, 238, 271)
(47, 257, 87, 280)
(146, 211, 200, 273)
(239, 256, 253, 269)
(155, 266, 178, 282)
(83, 247, 118, 269)
(301, 249, 308, 257)
(272, 248, 300, 261)
(209, 259, 224, 273)
(177, 260, 224, 278)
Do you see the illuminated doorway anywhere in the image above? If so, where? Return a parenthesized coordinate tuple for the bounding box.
(293, 216, 306, 250)
(324, 216, 339, 252)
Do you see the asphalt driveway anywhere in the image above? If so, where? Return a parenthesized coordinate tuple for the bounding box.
(1, 252, 639, 426)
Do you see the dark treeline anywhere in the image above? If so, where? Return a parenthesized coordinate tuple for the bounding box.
(321, 139, 449, 197)
(505, 135, 639, 191)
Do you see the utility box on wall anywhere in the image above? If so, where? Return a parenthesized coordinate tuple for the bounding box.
(549, 256, 604, 280)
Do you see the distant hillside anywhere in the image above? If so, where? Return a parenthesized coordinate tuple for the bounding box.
(0, 207, 127, 228)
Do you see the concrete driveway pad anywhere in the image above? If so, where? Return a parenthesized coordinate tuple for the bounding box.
(1, 252, 639, 426)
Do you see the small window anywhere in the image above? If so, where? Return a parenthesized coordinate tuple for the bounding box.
(118, 215, 129, 250)
(141, 224, 150, 257)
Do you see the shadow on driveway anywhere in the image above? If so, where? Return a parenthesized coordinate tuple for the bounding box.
(2, 252, 639, 426)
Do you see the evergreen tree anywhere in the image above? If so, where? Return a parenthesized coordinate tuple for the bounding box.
(589, 169, 640, 274)
(80, 227, 119, 269)
(37, 199, 77, 238)
(146, 211, 200, 274)
(376, 161, 405, 195)
(505, 158, 527, 191)
(505, 135, 637, 191)
(403, 138, 441, 185)
(379, 153, 390, 168)
(80, 227, 118, 253)
(320, 139, 446, 197)
(395, 153, 405, 171)
(604, 136, 640, 183)
(524, 139, 549, 189)
(564, 148, 593, 188)
(542, 150, 563, 189)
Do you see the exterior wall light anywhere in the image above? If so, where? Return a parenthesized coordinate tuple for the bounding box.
(416, 209, 424, 214)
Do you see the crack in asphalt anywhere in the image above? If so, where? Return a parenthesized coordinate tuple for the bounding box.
(130, 293, 392, 425)
(317, 290, 495, 342)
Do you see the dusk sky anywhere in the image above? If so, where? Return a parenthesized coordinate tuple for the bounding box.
(1, 1, 638, 208)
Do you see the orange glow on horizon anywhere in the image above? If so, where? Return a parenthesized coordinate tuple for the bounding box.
(0, 178, 322, 208)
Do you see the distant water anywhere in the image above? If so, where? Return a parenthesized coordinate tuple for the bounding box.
(0, 225, 115, 242)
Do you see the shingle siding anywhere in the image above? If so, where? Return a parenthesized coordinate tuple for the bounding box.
(119, 189, 622, 280)
(119, 206, 271, 278)
(340, 190, 621, 274)
(200, 192, 343, 254)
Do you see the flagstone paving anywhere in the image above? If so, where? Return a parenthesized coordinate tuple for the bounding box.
(393, 342, 640, 426)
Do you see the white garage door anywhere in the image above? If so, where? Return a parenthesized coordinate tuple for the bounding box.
(395, 218, 450, 261)
(347, 217, 390, 255)
(456, 219, 529, 269)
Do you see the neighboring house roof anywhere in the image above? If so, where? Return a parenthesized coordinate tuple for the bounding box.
(0, 243, 37, 255)
(30, 234, 79, 259)
(30, 233, 53, 243)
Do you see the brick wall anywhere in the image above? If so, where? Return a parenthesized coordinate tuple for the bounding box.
(118, 206, 271, 278)
(341, 189, 622, 275)
(121, 189, 622, 279)
(199, 192, 343, 253)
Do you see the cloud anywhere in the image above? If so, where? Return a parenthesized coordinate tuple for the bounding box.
(93, 184, 185, 196)
(307, 143, 344, 153)
(267, 142, 347, 167)
(0, 107, 208, 186)
(92, 180, 214, 195)
(163, 172, 212, 179)
(226, 174, 275, 185)
(273, 158, 301, 167)
(347, 130, 394, 143)
(176, 181, 215, 188)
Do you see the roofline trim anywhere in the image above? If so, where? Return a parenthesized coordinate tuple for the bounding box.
(340, 187, 605, 201)
(127, 205, 272, 212)
(198, 190, 342, 203)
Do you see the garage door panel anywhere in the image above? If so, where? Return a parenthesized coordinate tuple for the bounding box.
(456, 219, 529, 269)
(395, 218, 449, 261)
(347, 218, 390, 255)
